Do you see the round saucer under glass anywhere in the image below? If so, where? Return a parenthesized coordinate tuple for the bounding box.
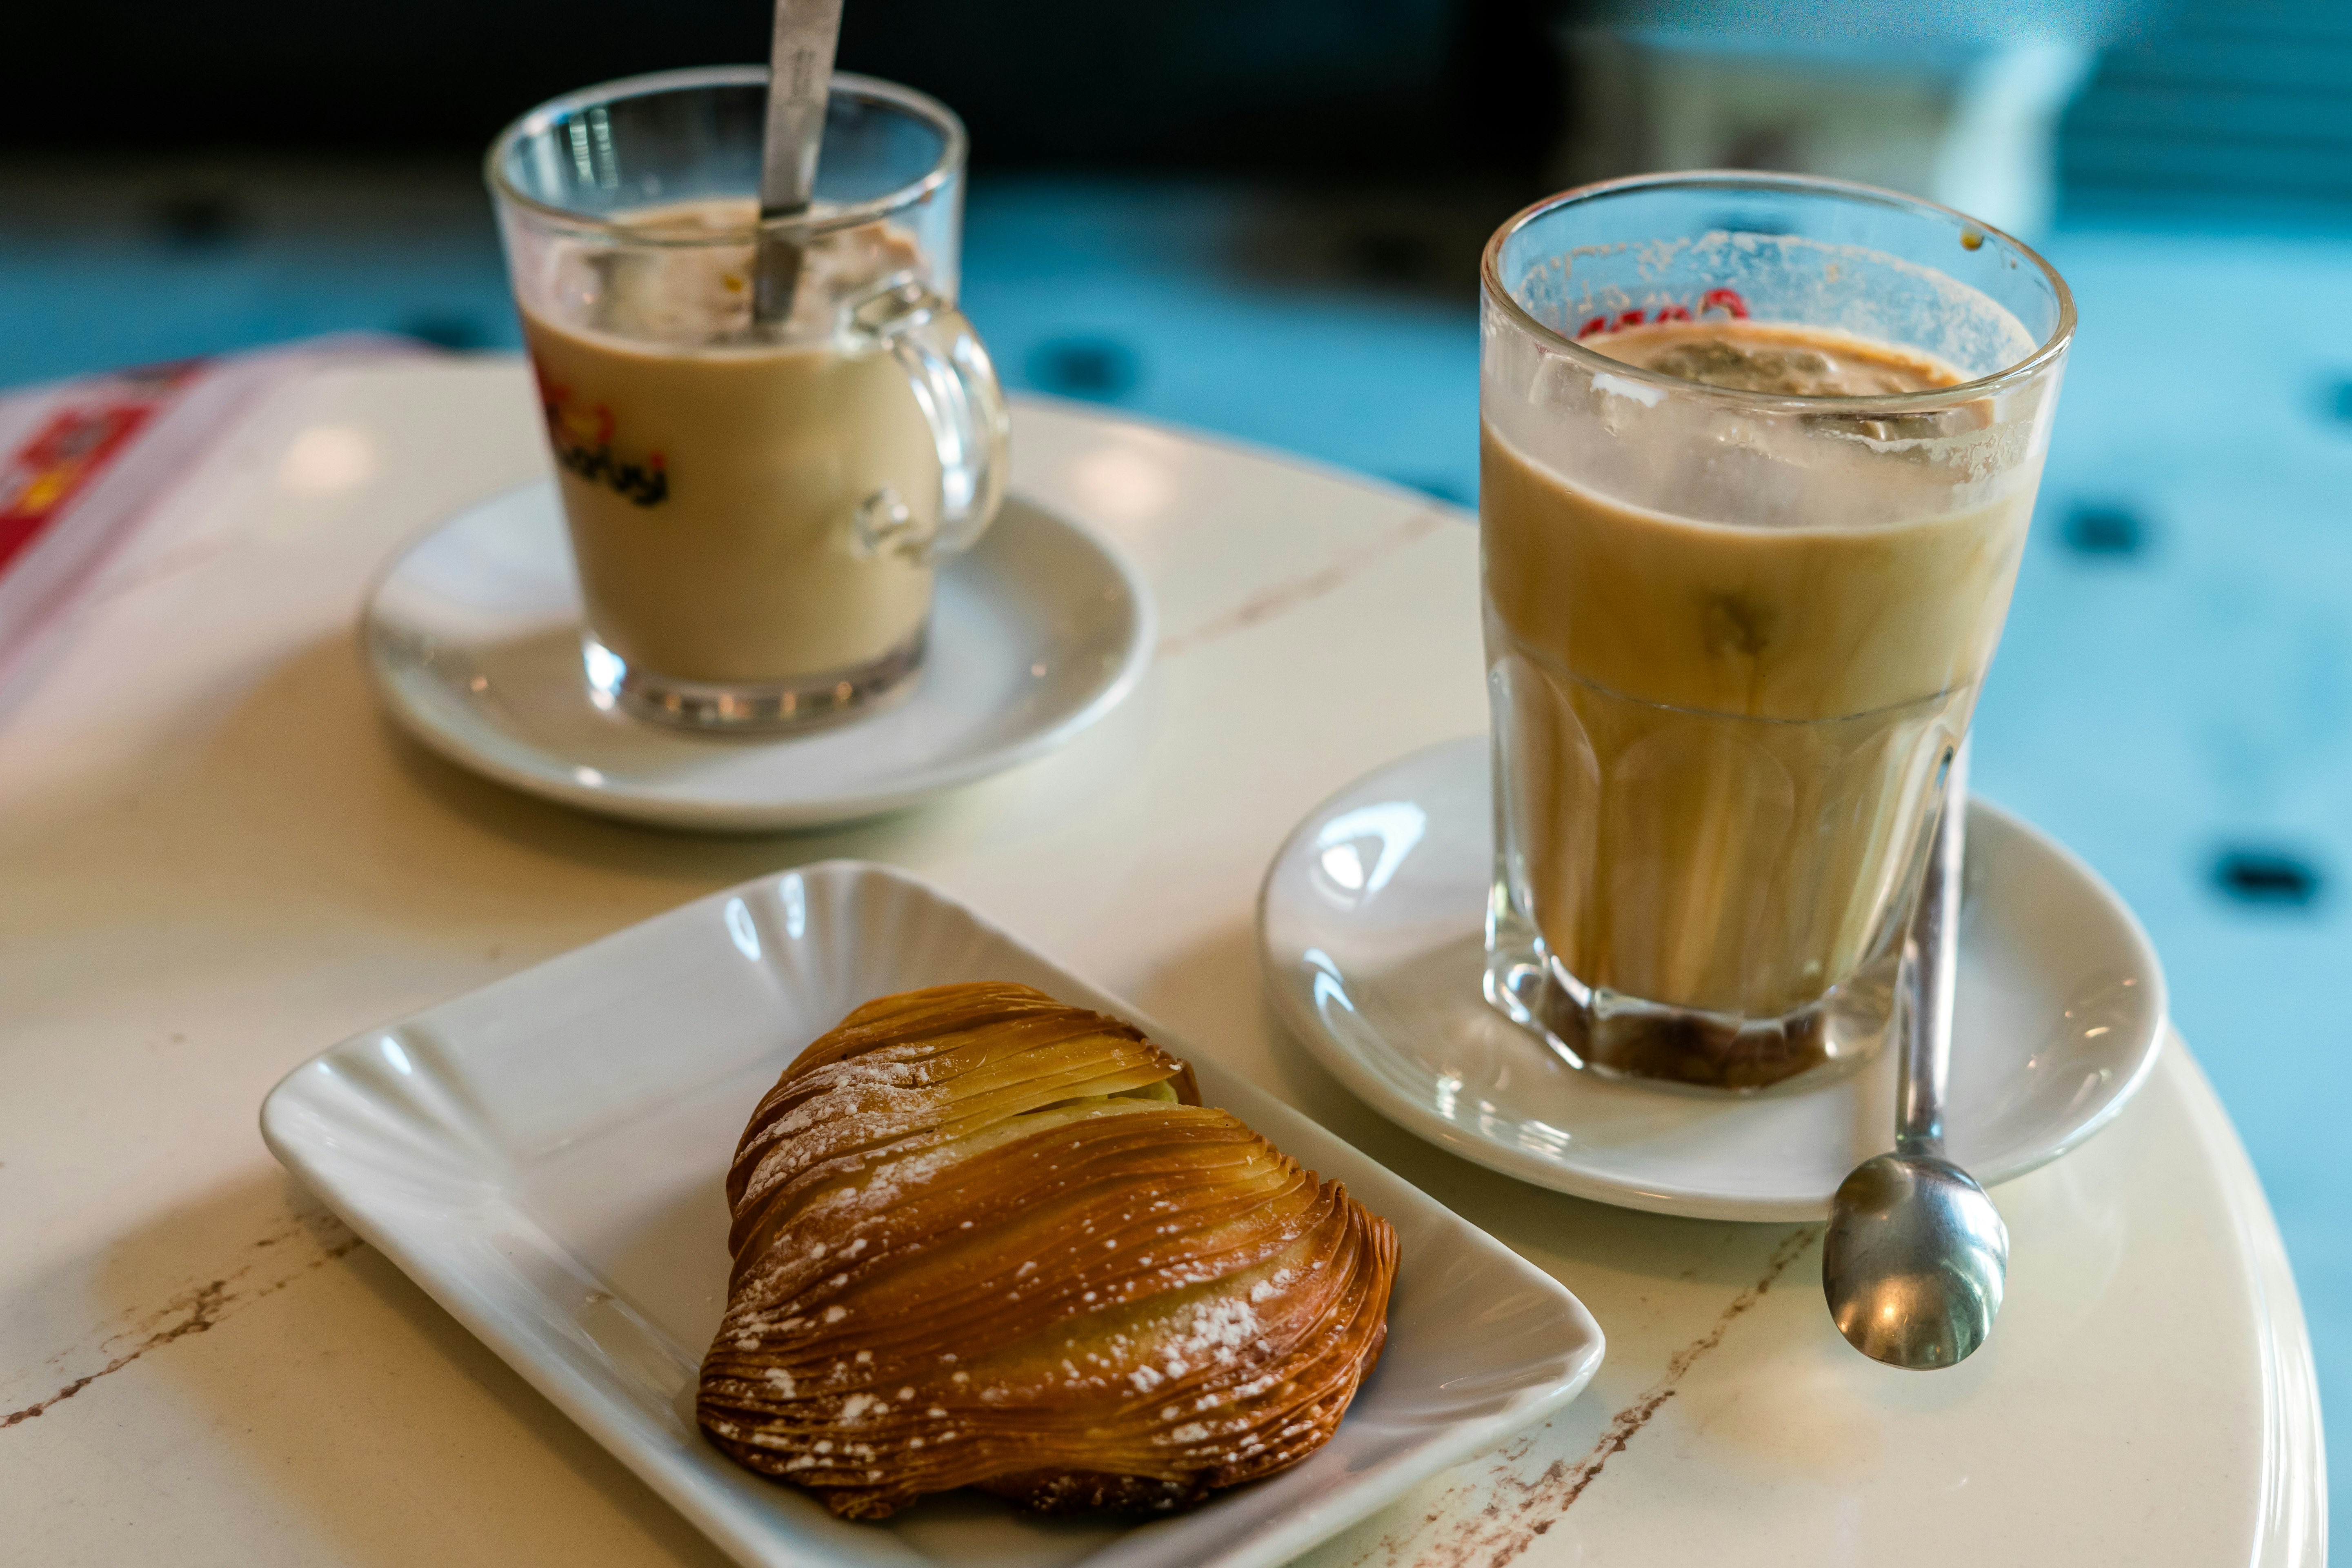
(364, 481, 1152, 832)
(1256, 738, 2167, 1221)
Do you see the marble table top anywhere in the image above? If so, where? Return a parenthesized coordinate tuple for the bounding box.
(0, 358, 2325, 1566)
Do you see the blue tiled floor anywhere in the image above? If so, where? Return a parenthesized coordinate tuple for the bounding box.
(962, 182, 1488, 505)
(2, 172, 2344, 1520)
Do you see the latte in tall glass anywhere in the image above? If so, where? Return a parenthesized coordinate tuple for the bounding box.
(1485, 322, 2030, 1083)
(1478, 175, 2073, 1092)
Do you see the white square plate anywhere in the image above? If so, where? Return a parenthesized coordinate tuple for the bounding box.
(261, 861, 1605, 1568)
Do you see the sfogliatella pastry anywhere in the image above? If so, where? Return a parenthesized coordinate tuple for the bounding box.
(697, 982, 1397, 1519)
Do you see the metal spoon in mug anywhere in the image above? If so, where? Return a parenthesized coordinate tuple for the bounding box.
(751, 0, 845, 329)
(1823, 742, 2010, 1369)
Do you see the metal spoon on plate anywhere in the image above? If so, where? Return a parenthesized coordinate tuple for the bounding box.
(751, 0, 845, 328)
(1823, 743, 2010, 1369)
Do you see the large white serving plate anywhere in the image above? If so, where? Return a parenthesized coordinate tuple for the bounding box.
(260, 860, 1604, 1568)
(1259, 738, 2170, 1223)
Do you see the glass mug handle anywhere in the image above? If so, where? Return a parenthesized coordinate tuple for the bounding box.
(846, 275, 1011, 563)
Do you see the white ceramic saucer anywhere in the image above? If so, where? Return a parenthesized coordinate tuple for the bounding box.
(1257, 737, 2169, 1222)
(364, 481, 1154, 831)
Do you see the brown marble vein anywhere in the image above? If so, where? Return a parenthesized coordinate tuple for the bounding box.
(1381, 1224, 1822, 1568)
(3, 1205, 364, 1430)
(1157, 509, 1453, 659)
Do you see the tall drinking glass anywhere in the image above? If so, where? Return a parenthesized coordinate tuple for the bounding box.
(488, 68, 1008, 731)
(1480, 173, 2073, 1091)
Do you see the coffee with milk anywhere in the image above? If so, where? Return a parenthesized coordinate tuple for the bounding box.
(521, 200, 940, 689)
(1483, 318, 2033, 1086)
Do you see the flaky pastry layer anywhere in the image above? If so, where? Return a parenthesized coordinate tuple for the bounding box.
(696, 982, 1397, 1519)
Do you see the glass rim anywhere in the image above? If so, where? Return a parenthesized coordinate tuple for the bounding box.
(1478, 170, 2077, 414)
(484, 65, 967, 246)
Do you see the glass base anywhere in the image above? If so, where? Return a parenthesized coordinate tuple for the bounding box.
(583, 627, 926, 734)
(1483, 894, 1896, 1095)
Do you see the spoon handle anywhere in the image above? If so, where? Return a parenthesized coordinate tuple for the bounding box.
(761, 0, 843, 216)
(1897, 738, 1968, 1157)
(753, 0, 845, 325)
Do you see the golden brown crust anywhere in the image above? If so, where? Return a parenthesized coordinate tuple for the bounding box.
(696, 982, 1396, 1519)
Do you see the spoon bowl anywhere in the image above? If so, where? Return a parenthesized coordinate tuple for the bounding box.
(1821, 743, 2009, 1370)
(1823, 1150, 2010, 1368)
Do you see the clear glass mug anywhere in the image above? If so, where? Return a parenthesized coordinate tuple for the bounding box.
(1479, 173, 2074, 1092)
(487, 67, 1009, 731)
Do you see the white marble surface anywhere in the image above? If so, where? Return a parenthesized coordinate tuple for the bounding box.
(0, 359, 2325, 1566)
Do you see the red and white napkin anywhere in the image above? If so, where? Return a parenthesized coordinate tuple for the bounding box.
(0, 335, 427, 707)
